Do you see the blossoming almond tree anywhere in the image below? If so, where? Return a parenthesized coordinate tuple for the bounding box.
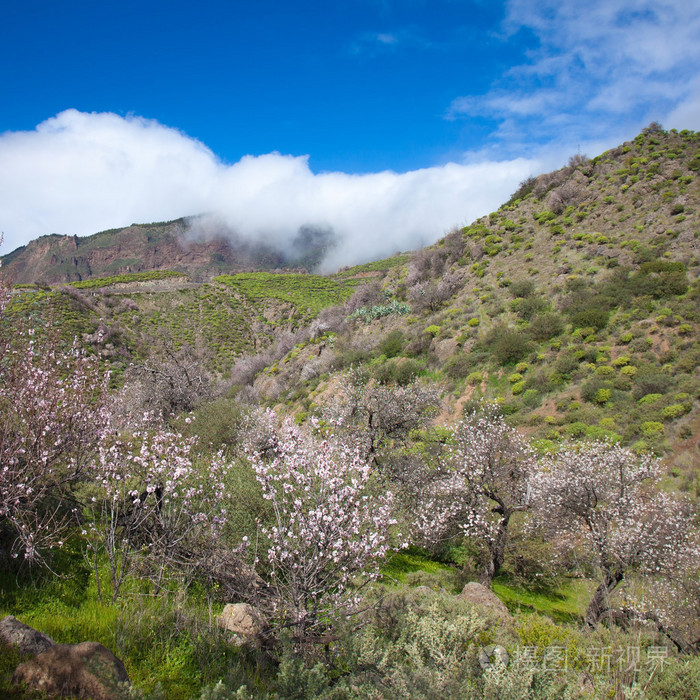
(0, 285, 109, 563)
(85, 422, 232, 599)
(415, 404, 536, 586)
(531, 441, 699, 630)
(247, 414, 401, 645)
(323, 367, 439, 467)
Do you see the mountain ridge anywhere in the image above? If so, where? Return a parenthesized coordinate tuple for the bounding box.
(0, 217, 337, 285)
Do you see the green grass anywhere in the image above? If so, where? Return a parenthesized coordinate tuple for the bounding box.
(491, 576, 594, 623)
(0, 551, 239, 700)
(381, 546, 457, 583)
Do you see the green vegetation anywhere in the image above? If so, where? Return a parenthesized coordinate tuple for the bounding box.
(216, 272, 354, 318)
(70, 270, 186, 289)
(334, 253, 412, 278)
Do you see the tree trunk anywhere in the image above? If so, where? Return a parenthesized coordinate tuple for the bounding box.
(479, 514, 511, 587)
(585, 568, 624, 628)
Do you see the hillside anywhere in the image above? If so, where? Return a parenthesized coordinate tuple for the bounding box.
(242, 126, 700, 466)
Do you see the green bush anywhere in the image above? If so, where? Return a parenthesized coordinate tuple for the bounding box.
(528, 313, 564, 341)
(380, 330, 405, 358)
(662, 403, 690, 420)
(467, 371, 483, 386)
(641, 421, 664, 438)
(522, 389, 541, 407)
(594, 388, 611, 404)
(646, 656, 700, 700)
(633, 370, 672, 399)
(484, 325, 532, 365)
(509, 279, 536, 298)
(571, 307, 609, 330)
(581, 378, 613, 403)
(594, 365, 615, 377)
(375, 359, 423, 386)
(563, 422, 588, 438)
(554, 351, 580, 376)
(511, 381, 526, 395)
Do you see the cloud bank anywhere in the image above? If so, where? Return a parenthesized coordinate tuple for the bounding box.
(0, 110, 536, 269)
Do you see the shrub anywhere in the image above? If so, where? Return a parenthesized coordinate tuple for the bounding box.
(633, 370, 672, 399)
(662, 403, 690, 420)
(594, 388, 611, 404)
(511, 381, 526, 395)
(522, 389, 541, 407)
(424, 325, 441, 338)
(564, 422, 588, 438)
(528, 313, 564, 341)
(571, 307, 609, 330)
(467, 317, 480, 327)
(640, 421, 664, 438)
(534, 210, 557, 224)
(581, 378, 613, 403)
(510, 279, 536, 298)
(467, 371, 483, 386)
(380, 330, 405, 358)
(554, 351, 580, 376)
(595, 365, 615, 377)
(485, 325, 532, 365)
(508, 373, 523, 383)
(181, 397, 245, 450)
(646, 655, 700, 700)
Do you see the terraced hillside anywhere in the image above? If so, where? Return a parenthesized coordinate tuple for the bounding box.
(4, 270, 358, 378)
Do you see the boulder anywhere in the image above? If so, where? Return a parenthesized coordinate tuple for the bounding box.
(457, 582, 512, 622)
(0, 615, 55, 656)
(12, 641, 129, 700)
(217, 603, 266, 644)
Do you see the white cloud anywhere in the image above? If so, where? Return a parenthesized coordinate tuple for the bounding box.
(0, 110, 537, 270)
(450, 0, 700, 155)
(350, 27, 431, 55)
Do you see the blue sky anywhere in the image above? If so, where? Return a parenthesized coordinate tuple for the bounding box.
(1, 0, 699, 267)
